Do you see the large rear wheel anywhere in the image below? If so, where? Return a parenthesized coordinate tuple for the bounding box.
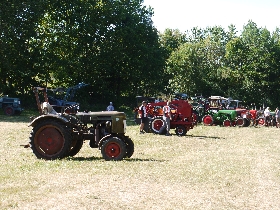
(175, 125, 187, 136)
(68, 139, 83, 157)
(29, 119, 72, 160)
(101, 137, 126, 161)
(149, 117, 165, 134)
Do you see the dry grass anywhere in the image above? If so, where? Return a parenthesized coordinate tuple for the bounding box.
(0, 114, 280, 210)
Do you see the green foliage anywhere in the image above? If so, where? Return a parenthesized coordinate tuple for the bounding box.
(163, 22, 280, 108)
(1, 2, 280, 109)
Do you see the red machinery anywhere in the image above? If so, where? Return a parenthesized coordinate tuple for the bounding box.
(137, 99, 196, 136)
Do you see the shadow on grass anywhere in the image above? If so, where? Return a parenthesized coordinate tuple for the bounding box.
(187, 134, 225, 140)
(67, 156, 164, 162)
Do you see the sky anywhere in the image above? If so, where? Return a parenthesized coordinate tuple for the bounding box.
(143, 0, 280, 33)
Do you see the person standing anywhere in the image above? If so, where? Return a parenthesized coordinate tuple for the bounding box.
(163, 101, 172, 136)
(139, 101, 147, 134)
(275, 107, 280, 128)
(107, 102, 114, 111)
(264, 107, 270, 126)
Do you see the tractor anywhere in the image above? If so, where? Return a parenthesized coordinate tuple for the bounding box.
(47, 82, 88, 114)
(29, 87, 134, 161)
(135, 99, 195, 136)
(202, 109, 245, 127)
(0, 95, 23, 116)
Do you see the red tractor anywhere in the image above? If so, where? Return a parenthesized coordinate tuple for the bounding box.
(136, 99, 196, 136)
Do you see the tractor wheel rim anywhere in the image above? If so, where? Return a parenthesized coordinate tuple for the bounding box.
(224, 120, 231, 127)
(105, 143, 121, 157)
(6, 107, 13, 115)
(203, 116, 212, 125)
(35, 127, 64, 155)
(236, 119, 243, 126)
(177, 129, 183, 134)
(152, 120, 163, 131)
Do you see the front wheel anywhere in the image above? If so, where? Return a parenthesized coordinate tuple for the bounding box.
(175, 125, 187, 136)
(202, 115, 213, 126)
(101, 137, 127, 161)
(223, 119, 231, 127)
(124, 136, 134, 158)
(258, 117, 265, 126)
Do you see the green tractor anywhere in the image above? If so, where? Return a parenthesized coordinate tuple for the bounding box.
(202, 109, 243, 127)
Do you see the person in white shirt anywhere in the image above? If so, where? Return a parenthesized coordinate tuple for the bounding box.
(163, 101, 172, 136)
(275, 107, 280, 128)
(264, 107, 270, 126)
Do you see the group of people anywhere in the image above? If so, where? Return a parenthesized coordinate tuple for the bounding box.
(263, 107, 280, 127)
(139, 100, 172, 136)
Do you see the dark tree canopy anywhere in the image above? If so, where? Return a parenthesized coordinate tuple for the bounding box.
(1, 1, 280, 110)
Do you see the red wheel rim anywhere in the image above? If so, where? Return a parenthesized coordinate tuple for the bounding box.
(152, 119, 164, 131)
(35, 127, 64, 155)
(258, 118, 265, 125)
(203, 115, 213, 125)
(223, 120, 231, 127)
(105, 142, 121, 157)
(5, 107, 13, 115)
(236, 118, 244, 126)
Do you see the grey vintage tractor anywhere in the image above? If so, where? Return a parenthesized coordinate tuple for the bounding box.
(29, 87, 134, 161)
(0, 95, 23, 116)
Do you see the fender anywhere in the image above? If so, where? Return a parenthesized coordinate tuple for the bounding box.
(29, 114, 69, 127)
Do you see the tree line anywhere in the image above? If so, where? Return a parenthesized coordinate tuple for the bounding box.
(1, 0, 280, 110)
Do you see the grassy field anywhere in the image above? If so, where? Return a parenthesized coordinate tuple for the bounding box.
(0, 113, 280, 210)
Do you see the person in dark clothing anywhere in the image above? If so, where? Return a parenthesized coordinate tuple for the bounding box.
(163, 101, 172, 136)
(139, 101, 147, 134)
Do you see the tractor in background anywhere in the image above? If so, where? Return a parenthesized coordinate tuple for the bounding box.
(202, 109, 245, 127)
(47, 82, 88, 114)
(29, 87, 134, 161)
(135, 99, 196, 136)
(0, 95, 23, 116)
(202, 96, 248, 127)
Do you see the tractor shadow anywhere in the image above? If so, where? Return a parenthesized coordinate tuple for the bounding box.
(68, 156, 164, 162)
(186, 134, 225, 140)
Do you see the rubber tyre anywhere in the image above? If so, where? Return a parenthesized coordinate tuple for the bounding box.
(68, 139, 83, 157)
(244, 118, 250, 127)
(124, 136, 134, 158)
(29, 119, 72, 160)
(202, 115, 213, 126)
(235, 118, 245, 127)
(192, 110, 199, 124)
(223, 119, 231, 127)
(149, 117, 165, 134)
(258, 117, 265, 126)
(175, 125, 187, 136)
(101, 137, 126, 161)
(4, 106, 15, 116)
